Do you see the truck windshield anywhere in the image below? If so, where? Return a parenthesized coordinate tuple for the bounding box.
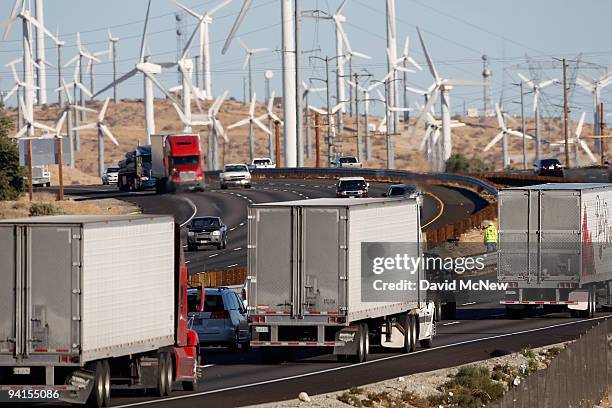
(171, 156, 199, 166)
(192, 218, 220, 228)
(225, 165, 248, 172)
(339, 180, 367, 190)
(339, 157, 357, 163)
(254, 160, 270, 165)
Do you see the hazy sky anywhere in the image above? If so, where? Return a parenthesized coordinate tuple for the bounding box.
(1, 0, 611, 122)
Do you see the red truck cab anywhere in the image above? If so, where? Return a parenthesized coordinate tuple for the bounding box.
(152, 134, 205, 193)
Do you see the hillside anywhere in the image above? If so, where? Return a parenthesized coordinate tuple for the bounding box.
(4, 97, 610, 183)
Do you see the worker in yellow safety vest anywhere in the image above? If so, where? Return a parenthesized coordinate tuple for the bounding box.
(483, 220, 498, 252)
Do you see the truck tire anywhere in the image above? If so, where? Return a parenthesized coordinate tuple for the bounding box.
(86, 361, 105, 408)
(245, 184, 251, 189)
(349, 323, 369, 363)
(434, 300, 443, 322)
(220, 184, 228, 190)
(402, 314, 416, 353)
(581, 287, 596, 319)
(101, 360, 111, 407)
(155, 353, 168, 397)
(163, 353, 173, 396)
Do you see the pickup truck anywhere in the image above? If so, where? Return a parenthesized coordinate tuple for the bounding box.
(249, 158, 276, 169)
(331, 156, 362, 168)
(187, 216, 228, 250)
(219, 163, 252, 189)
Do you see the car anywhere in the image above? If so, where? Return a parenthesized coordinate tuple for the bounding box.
(249, 157, 276, 169)
(187, 216, 228, 251)
(220, 163, 252, 189)
(102, 167, 120, 185)
(534, 158, 564, 177)
(331, 156, 362, 168)
(336, 177, 369, 198)
(189, 287, 250, 351)
(382, 184, 423, 206)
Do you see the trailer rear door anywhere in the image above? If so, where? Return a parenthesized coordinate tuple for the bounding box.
(249, 207, 294, 315)
(0, 226, 16, 357)
(299, 207, 347, 316)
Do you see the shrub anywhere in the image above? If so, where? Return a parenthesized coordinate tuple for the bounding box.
(429, 365, 504, 408)
(445, 153, 492, 174)
(29, 202, 64, 217)
(0, 103, 26, 200)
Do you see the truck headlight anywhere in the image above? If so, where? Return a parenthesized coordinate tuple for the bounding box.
(188, 231, 195, 237)
(212, 231, 220, 236)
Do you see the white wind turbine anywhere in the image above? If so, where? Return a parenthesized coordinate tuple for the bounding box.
(397, 35, 423, 127)
(483, 103, 532, 168)
(12, 94, 59, 139)
(375, 86, 411, 168)
(302, 81, 326, 159)
(227, 93, 272, 160)
(65, 32, 101, 111)
(258, 91, 283, 159)
(410, 27, 482, 162)
(107, 29, 120, 103)
(173, 0, 233, 100)
(223, 0, 297, 167)
(2, 0, 60, 137)
(575, 73, 612, 154)
(5, 58, 39, 130)
(206, 91, 229, 171)
(85, 43, 111, 99)
(93, 0, 178, 144)
(550, 111, 596, 165)
(72, 97, 119, 177)
(517, 73, 558, 165)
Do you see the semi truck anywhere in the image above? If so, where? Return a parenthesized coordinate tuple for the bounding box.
(117, 145, 156, 191)
(246, 197, 435, 363)
(29, 165, 51, 187)
(151, 133, 205, 193)
(0, 215, 202, 407)
(498, 183, 612, 318)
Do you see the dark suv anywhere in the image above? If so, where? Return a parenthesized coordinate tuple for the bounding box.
(187, 216, 228, 251)
(534, 158, 564, 177)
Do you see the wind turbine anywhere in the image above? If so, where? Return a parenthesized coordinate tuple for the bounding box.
(375, 86, 411, 168)
(397, 35, 423, 127)
(173, 0, 233, 99)
(575, 73, 612, 154)
(227, 93, 272, 160)
(222, 0, 298, 167)
(65, 32, 100, 118)
(414, 102, 464, 170)
(206, 90, 229, 171)
(12, 94, 58, 139)
(302, 81, 326, 159)
(551, 111, 596, 165)
(5, 58, 39, 130)
(410, 27, 482, 162)
(517, 72, 558, 164)
(85, 45, 111, 99)
(385, 0, 399, 133)
(483, 103, 532, 168)
(341, 30, 371, 118)
(107, 29, 120, 103)
(93, 0, 178, 144)
(72, 97, 119, 177)
(308, 102, 344, 163)
(259, 91, 284, 159)
(2, 0, 60, 136)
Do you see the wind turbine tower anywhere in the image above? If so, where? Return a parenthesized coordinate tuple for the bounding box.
(482, 55, 492, 116)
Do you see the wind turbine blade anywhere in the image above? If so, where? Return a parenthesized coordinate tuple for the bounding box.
(227, 117, 250, 129)
(144, 72, 179, 105)
(73, 105, 97, 114)
(5, 84, 18, 100)
(579, 139, 597, 163)
(538, 79, 557, 89)
(214, 120, 228, 143)
(251, 48, 269, 54)
(181, 21, 202, 59)
(308, 105, 327, 115)
(99, 97, 111, 122)
(72, 123, 97, 131)
(253, 117, 272, 135)
(419, 126, 432, 151)
(173, 0, 201, 19)
(267, 90, 275, 111)
(172, 102, 189, 125)
(55, 112, 67, 133)
(351, 51, 371, 60)
(507, 130, 532, 139)
(2, 0, 22, 40)
(495, 103, 505, 130)
(575, 77, 593, 92)
(139, 0, 152, 63)
(575, 111, 586, 138)
(416, 27, 440, 82)
(331, 102, 345, 115)
(517, 73, 534, 88)
(32, 122, 55, 132)
(484, 132, 504, 152)
(64, 55, 79, 68)
(76, 82, 92, 98)
(402, 36, 409, 58)
(242, 54, 250, 71)
(100, 124, 119, 146)
(395, 65, 416, 74)
(222, 0, 252, 54)
(249, 93, 256, 116)
(336, 21, 351, 52)
(532, 91, 539, 112)
(336, 0, 348, 15)
(405, 86, 428, 95)
(210, 0, 234, 16)
(432, 128, 441, 145)
(406, 56, 422, 71)
(389, 106, 411, 112)
(23, 13, 60, 44)
(13, 126, 28, 140)
(408, 86, 439, 138)
(212, 90, 229, 115)
(270, 113, 282, 124)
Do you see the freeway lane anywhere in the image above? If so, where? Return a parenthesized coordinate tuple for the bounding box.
(56, 178, 487, 273)
(107, 315, 610, 408)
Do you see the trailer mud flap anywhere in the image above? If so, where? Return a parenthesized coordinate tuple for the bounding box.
(333, 326, 359, 355)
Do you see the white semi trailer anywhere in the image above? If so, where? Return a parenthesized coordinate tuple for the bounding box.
(246, 197, 435, 363)
(498, 183, 612, 318)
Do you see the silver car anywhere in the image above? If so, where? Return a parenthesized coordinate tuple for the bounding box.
(102, 167, 120, 185)
(189, 287, 250, 351)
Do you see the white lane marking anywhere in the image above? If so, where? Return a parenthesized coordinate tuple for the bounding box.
(443, 321, 461, 326)
(185, 260, 191, 264)
(314, 185, 320, 188)
(179, 196, 198, 227)
(230, 227, 236, 231)
(233, 247, 242, 251)
(300, 184, 305, 187)
(239, 222, 245, 226)
(226, 263, 238, 268)
(183, 245, 188, 248)
(208, 254, 219, 258)
(461, 302, 477, 306)
(111, 316, 609, 408)
(200, 364, 215, 369)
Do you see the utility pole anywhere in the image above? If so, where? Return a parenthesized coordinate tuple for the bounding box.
(385, 79, 393, 169)
(265, 70, 274, 159)
(57, 40, 64, 106)
(363, 88, 371, 160)
(314, 112, 320, 167)
(56, 136, 64, 200)
(601, 102, 606, 166)
(342, 71, 371, 162)
(294, 0, 304, 167)
(27, 139, 33, 201)
(562, 58, 570, 168)
(512, 81, 528, 169)
(194, 55, 200, 88)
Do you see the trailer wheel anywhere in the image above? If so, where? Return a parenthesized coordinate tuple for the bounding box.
(101, 360, 111, 407)
(164, 353, 174, 396)
(350, 323, 369, 363)
(86, 361, 105, 408)
(401, 314, 416, 353)
(419, 320, 435, 349)
(155, 353, 168, 397)
(434, 300, 443, 322)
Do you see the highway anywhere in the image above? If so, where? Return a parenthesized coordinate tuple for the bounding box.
(50, 176, 611, 408)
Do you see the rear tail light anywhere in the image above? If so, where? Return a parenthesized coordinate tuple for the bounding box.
(210, 310, 229, 319)
(249, 315, 266, 323)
